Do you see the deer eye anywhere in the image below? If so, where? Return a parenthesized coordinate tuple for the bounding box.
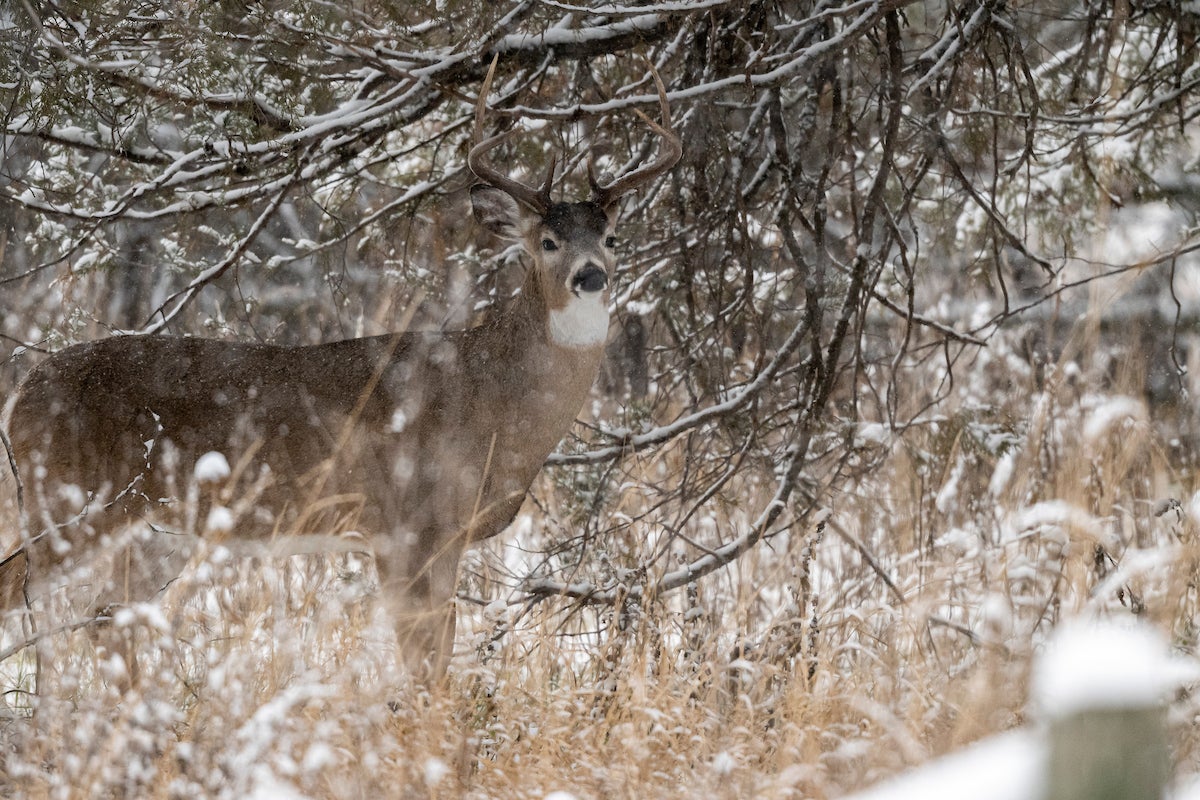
(541, 238, 558, 252)
(605, 236, 616, 249)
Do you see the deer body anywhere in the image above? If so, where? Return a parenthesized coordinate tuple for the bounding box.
(1, 61, 679, 677)
(10, 277, 602, 547)
(6, 267, 605, 671)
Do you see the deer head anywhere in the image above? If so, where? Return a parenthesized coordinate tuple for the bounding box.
(467, 58, 681, 349)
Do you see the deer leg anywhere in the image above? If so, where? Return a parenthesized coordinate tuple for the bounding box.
(0, 548, 37, 710)
(0, 547, 27, 615)
(17, 515, 191, 699)
(374, 528, 462, 682)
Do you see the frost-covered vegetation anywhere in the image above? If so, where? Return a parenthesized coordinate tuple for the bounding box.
(4, 1, 1200, 798)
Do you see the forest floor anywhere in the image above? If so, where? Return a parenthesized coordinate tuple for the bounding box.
(2, 367, 1200, 799)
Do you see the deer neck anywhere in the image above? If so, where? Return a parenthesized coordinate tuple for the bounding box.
(447, 270, 607, 531)
(473, 267, 608, 414)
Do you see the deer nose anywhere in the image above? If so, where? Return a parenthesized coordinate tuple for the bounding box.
(572, 264, 608, 294)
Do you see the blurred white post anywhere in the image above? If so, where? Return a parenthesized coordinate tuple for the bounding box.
(1036, 622, 1196, 800)
(840, 621, 1198, 800)
(1044, 704, 1169, 800)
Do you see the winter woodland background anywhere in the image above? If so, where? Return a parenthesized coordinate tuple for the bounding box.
(3, 1, 1200, 798)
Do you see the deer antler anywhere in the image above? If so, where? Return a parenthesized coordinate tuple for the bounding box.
(589, 62, 682, 211)
(468, 55, 554, 215)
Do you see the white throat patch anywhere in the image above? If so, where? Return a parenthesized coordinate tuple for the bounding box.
(548, 292, 610, 348)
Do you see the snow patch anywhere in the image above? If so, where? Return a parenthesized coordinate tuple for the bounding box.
(935, 461, 963, 514)
(711, 750, 737, 776)
(1082, 395, 1145, 443)
(1188, 490, 1200, 530)
(244, 771, 307, 800)
(56, 483, 88, 513)
(205, 506, 235, 534)
(423, 758, 450, 786)
(112, 603, 171, 636)
(1007, 500, 1114, 548)
(302, 742, 336, 773)
(855, 422, 891, 447)
(1034, 620, 1200, 719)
(988, 449, 1017, 497)
(979, 593, 1013, 639)
(195, 451, 232, 483)
(844, 731, 1042, 800)
(937, 527, 980, 558)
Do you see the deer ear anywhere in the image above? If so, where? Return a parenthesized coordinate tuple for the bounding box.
(471, 184, 523, 240)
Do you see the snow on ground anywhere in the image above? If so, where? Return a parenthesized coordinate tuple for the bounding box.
(842, 731, 1043, 800)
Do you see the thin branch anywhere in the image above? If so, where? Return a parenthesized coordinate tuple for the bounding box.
(547, 296, 816, 466)
(0, 612, 112, 666)
(137, 177, 297, 334)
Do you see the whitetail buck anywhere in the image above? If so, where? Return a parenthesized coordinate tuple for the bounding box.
(0, 61, 680, 679)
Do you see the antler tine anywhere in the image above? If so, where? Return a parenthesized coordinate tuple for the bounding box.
(592, 61, 683, 210)
(541, 154, 557, 201)
(468, 54, 553, 215)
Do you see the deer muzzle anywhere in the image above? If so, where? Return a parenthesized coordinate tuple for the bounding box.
(572, 264, 608, 294)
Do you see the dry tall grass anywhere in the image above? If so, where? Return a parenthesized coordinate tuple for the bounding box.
(2, 331, 1199, 800)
